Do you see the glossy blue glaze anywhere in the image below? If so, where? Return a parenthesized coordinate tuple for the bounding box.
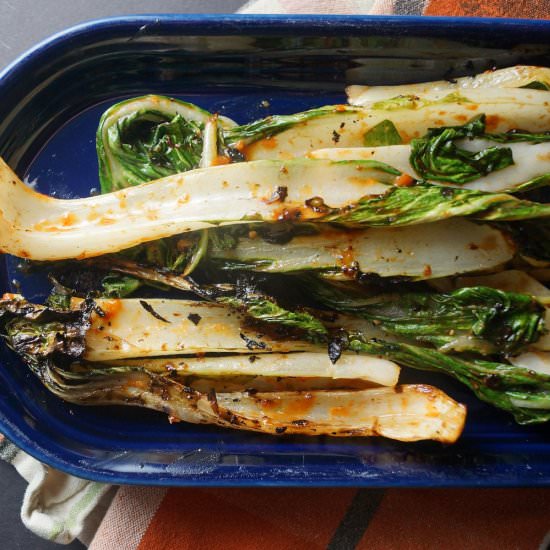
(0, 15, 550, 486)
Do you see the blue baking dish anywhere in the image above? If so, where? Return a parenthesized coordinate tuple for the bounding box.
(1, 14, 550, 486)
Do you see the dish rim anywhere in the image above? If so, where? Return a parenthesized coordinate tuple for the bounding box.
(1, 14, 550, 486)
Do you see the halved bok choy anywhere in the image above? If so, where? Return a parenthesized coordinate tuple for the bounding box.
(0, 294, 400, 387)
(208, 218, 515, 280)
(93, 281, 550, 425)
(85, 255, 549, 357)
(2, 156, 550, 261)
(32, 361, 467, 442)
(0, 293, 468, 442)
(96, 89, 550, 167)
(346, 65, 550, 105)
(303, 280, 547, 355)
(309, 114, 550, 193)
(227, 88, 550, 160)
(97, 95, 236, 191)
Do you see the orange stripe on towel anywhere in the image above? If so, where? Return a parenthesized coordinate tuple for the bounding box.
(138, 488, 357, 550)
(357, 488, 550, 550)
(423, 0, 550, 18)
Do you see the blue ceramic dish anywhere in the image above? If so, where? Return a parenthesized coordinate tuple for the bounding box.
(1, 15, 550, 486)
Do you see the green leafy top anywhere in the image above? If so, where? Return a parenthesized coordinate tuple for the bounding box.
(410, 115, 513, 184)
(98, 110, 204, 192)
(224, 105, 361, 147)
(307, 282, 547, 355)
(363, 120, 403, 146)
(410, 114, 550, 185)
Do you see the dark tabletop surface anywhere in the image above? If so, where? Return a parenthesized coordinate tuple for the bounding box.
(0, 2, 245, 547)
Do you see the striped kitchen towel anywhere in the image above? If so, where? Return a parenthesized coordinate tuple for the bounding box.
(238, 0, 550, 18)
(88, 486, 550, 550)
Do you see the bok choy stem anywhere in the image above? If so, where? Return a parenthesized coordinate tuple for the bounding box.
(2, 157, 550, 261)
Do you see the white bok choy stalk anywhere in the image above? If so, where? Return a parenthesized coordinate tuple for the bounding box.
(509, 352, 550, 376)
(102, 353, 400, 387)
(209, 218, 515, 280)
(44, 361, 467, 442)
(0, 157, 394, 261)
(234, 88, 550, 160)
(346, 65, 550, 104)
(2, 156, 550, 262)
(66, 298, 401, 386)
(308, 139, 550, 194)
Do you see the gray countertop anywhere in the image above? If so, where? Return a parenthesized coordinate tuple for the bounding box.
(0, 0, 245, 69)
(0, 2, 245, 547)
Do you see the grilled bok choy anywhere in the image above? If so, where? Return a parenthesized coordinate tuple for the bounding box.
(0, 294, 400, 386)
(95, 87, 550, 165)
(86, 254, 548, 357)
(2, 156, 550, 262)
(97, 95, 236, 191)
(304, 281, 547, 355)
(0, 293, 467, 442)
(346, 65, 550, 104)
(39, 256, 550, 424)
(208, 218, 514, 280)
(310, 114, 550, 193)
(229, 88, 550, 160)
(29, 361, 469, 441)
(4, 67, 550, 442)
(347, 336, 550, 425)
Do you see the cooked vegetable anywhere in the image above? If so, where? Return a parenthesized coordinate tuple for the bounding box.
(234, 88, 550, 160)
(80, 298, 317, 360)
(97, 95, 236, 191)
(509, 351, 550, 376)
(0, 294, 469, 442)
(304, 280, 547, 355)
(310, 115, 550, 193)
(6, 68, 550, 441)
(449, 271, 550, 351)
(30, 361, 467, 441)
(0, 157, 392, 260)
(346, 65, 550, 104)
(348, 336, 550, 424)
(102, 353, 400, 387)
(101, 90, 550, 165)
(2, 156, 550, 262)
(209, 218, 515, 280)
(453, 270, 550, 302)
(0, 294, 400, 386)
(409, 115, 550, 186)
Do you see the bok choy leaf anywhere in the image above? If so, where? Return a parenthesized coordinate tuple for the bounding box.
(409, 115, 550, 185)
(312, 115, 550, 192)
(305, 281, 547, 355)
(97, 95, 236, 192)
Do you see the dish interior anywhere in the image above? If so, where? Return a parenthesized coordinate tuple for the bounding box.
(1, 18, 550, 485)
